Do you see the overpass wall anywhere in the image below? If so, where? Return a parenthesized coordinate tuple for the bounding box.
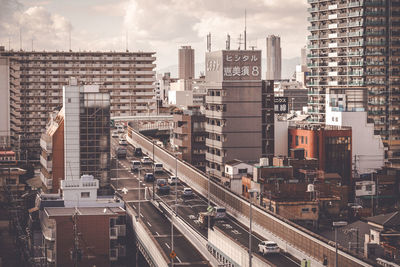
(127, 128, 373, 267)
(208, 227, 273, 267)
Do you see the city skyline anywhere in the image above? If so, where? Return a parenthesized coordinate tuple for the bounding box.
(0, 0, 309, 71)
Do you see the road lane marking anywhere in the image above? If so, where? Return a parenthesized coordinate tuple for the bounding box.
(132, 204, 136, 209)
(140, 213, 144, 218)
(165, 243, 170, 249)
(156, 231, 159, 236)
(176, 256, 182, 263)
(147, 221, 152, 227)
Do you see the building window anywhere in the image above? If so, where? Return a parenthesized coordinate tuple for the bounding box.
(295, 136, 299, 146)
(301, 208, 309, 213)
(68, 98, 71, 103)
(81, 192, 90, 198)
(306, 136, 308, 144)
(238, 168, 247, 174)
(301, 136, 304, 144)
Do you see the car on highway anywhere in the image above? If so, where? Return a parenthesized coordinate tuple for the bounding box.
(141, 156, 152, 164)
(111, 131, 119, 138)
(119, 139, 127, 145)
(182, 187, 193, 198)
(168, 176, 179, 185)
(134, 147, 143, 157)
(117, 125, 124, 133)
(144, 173, 155, 182)
(154, 163, 163, 173)
(115, 146, 127, 159)
(156, 179, 170, 194)
(258, 241, 280, 255)
(130, 160, 141, 172)
(213, 206, 227, 220)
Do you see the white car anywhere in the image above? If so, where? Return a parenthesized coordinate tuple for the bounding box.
(111, 131, 119, 138)
(141, 156, 152, 164)
(258, 241, 280, 255)
(154, 162, 163, 173)
(168, 176, 179, 185)
(119, 139, 127, 145)
(182, 187, 193, 198)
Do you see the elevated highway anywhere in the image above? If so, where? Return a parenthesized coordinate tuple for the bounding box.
(126, 127, 376, 267)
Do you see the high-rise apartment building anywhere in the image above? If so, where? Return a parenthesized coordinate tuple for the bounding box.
(179, 46, 195, 80)
(266, 35, 282, 80)
(0, 48, 156, 162)
(205, 50, 274, 179)
(307, 0, 400, 166)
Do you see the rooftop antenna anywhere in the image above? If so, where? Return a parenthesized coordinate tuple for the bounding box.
(244, 9, 247, 50)
(237, 34, 243, 50)
(69, 26, 72, 52)
(207, 32, 211, 52)
(31, 38, 34, 52)
(19, 28, 22, 51)
(226, 34, 231, 50)
(126, 30, 129, 52)
(249, 45, 257, 51)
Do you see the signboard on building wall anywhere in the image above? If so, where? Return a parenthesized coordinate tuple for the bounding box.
(205, 50, 261, 82)
(274, 97, 288, 114)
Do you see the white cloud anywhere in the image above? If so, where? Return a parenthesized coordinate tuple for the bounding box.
(0, 0, 309, 70)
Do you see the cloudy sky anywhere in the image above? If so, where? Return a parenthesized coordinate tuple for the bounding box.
(0, 0, 309, 71)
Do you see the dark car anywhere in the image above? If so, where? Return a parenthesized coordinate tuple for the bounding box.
(134, 147, 143, 157)
(144, 173, 155, 182)
(156, 179, 170, 194)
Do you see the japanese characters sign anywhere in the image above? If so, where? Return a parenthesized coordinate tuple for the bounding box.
(274, 97, 288, 114)
(206, 50, 261, 82)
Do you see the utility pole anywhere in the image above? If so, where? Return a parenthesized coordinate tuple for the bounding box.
(152, 140, 155, 200)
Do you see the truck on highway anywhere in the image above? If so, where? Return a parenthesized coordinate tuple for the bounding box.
(115, 146, 127, 159)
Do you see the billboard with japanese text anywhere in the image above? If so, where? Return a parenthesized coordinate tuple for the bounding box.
(274, 97, 288, 114)
(205, 50, 261, 82)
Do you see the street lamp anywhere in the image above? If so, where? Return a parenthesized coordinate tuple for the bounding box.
(248, 188, 259, 267)
(333, 221, 347, 267)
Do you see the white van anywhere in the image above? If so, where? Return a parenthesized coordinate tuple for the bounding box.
(130, 160, 141, 172)
(214, 206, 227, 220)
(154, 163, 163, 173)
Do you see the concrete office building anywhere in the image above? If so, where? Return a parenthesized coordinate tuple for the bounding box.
(266, 35, 282, 80)
(307, 0, 400, 167)
(172, 106, 207, 172)
(205, 50, 274, 178)
(64, 78, 111, 188)
(179, 46, 195, 80)
(0, 48, 156, 162)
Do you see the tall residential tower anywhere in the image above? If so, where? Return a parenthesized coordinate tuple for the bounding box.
(307, 0, 400, 167)
(179, 46, 195, 80)
(266, 35, 282, 80)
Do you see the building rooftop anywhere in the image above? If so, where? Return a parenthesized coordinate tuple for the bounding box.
(367, 211, 400, 228)
(289, 123, 351, 131)
(225, 159, 243, 166)
(45, 206, 125, 217)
